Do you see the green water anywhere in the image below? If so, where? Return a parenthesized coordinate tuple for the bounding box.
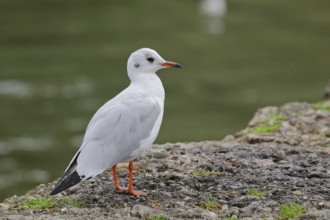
(0, 0, 329, 201)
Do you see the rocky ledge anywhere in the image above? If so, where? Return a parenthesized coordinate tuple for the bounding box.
(1, 101, 329, 220)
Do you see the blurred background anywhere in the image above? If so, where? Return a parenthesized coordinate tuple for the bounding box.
(0, 0, 329, 201)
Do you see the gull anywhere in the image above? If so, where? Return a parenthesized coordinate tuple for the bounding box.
(50, 48, 182, 196)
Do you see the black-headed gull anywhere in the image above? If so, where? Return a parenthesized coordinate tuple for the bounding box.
(50, 48, 182, 196)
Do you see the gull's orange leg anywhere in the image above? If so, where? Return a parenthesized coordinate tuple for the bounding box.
(126, 160, 147, 197)
(112, 161, 146, 197)
(112, 165, 126, 191)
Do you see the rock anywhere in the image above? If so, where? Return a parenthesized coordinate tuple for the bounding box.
(201, 209, 218, 220)
(172, 207, 218, 220)
(235, 101, 330, 148)
(196, 163, 214, 171)
(149, 151, 168, 159)
(307, 172, 328, 179)
(130, 205, 167, 218)
(0, 101, 329, 219)
(301, 209, 330, 220)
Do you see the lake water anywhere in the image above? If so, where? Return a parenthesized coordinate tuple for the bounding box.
(0, 0, 329, 201)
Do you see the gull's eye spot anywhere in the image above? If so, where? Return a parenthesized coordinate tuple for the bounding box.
(147, 57, 154, 63)
(134, 63, 140, 68)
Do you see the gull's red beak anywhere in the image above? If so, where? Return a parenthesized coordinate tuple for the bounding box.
(161, 61, 183, 68)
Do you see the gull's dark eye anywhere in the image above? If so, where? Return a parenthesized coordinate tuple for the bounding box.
(147, 57, 154, 63)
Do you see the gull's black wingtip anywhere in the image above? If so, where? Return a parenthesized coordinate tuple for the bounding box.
(50, 171, 82, 195)
(175, 63, 183, 68)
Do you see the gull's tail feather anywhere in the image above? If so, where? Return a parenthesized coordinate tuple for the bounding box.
(50, 170, 82, 195)
(50, 151, 83, 195)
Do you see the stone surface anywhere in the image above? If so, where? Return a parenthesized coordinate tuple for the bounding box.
(131, 204, 167, 218)
(0, 101, 329, 219)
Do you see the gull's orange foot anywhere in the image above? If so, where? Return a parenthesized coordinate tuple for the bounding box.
(114, 185, 128, 192)
(114, 186, 147, 197)
(127, 189, 147, 197)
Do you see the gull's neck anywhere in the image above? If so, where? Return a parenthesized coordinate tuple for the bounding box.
(129, 72, 165, 99)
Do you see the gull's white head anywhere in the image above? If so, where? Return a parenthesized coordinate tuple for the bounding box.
(127, 48, 182, 80)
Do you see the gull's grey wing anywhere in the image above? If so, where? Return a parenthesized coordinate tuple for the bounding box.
(75, 94, 162, 177)
(51, 94, 162, 195)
